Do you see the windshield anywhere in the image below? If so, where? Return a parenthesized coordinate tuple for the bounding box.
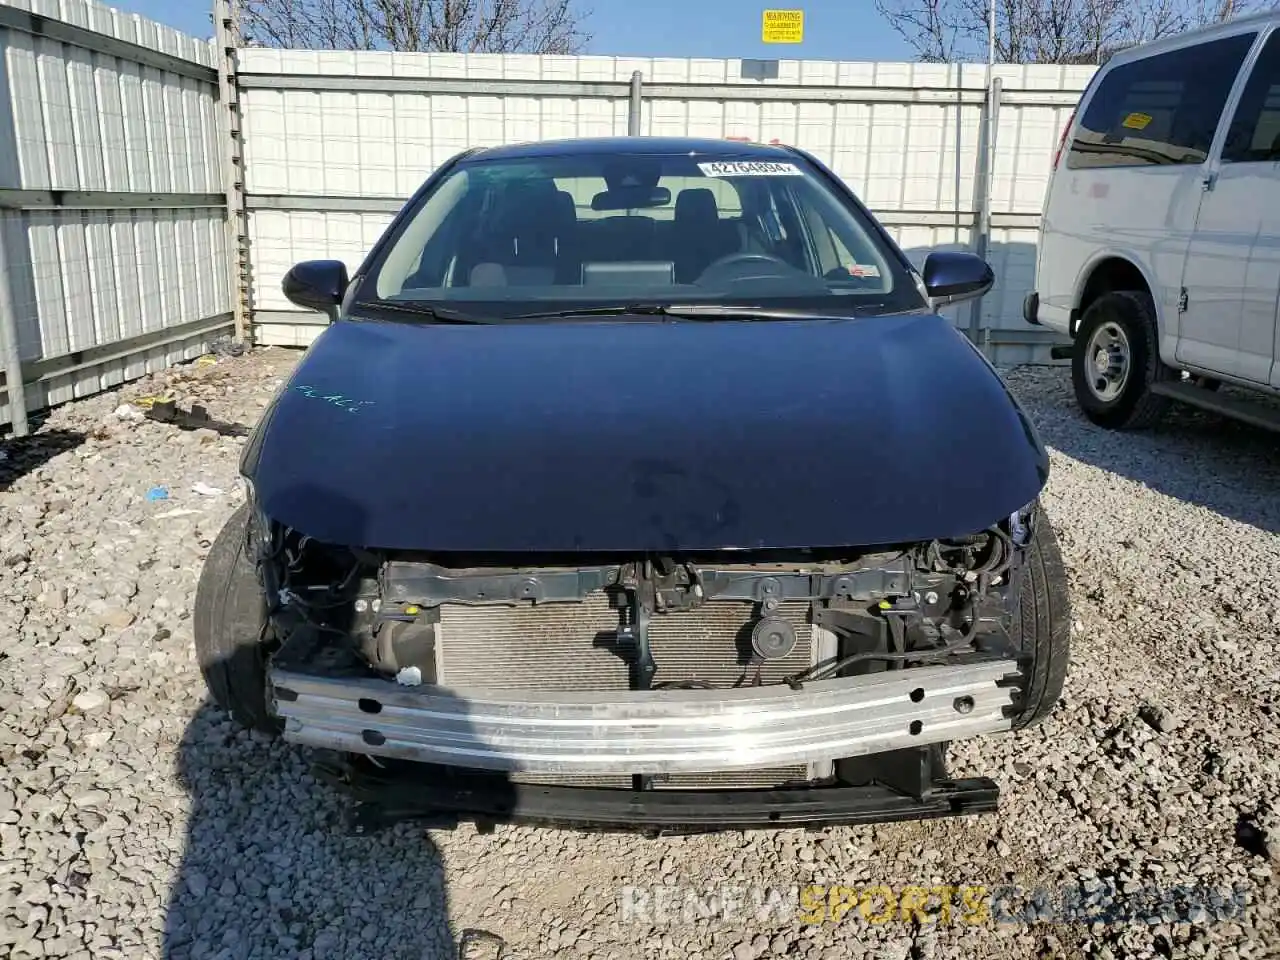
(360, 149, 927, 318)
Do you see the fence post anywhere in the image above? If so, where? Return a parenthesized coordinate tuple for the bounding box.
(967, 74, 1002, 349)
(628, 71, 643, 135)
(0, 213, 29, 437)
(214, 0, 251, 345)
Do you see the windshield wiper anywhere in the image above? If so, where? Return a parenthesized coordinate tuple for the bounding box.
(506, 303, 845, 321)
(365, 301, 496, 324)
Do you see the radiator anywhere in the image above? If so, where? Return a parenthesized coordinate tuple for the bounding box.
(436, 592, 629, 692)
(434, 592, 815, 789)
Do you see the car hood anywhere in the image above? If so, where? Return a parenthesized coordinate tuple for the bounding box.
(242, 312, 1048, 553)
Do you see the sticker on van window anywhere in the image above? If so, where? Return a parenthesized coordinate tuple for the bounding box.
(846, 263, 881, 279)
(697, 161, 804, 177)
(1122, 112, 1153, 131)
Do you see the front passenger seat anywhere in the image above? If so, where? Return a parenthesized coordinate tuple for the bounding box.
(469, 183, 564, 286)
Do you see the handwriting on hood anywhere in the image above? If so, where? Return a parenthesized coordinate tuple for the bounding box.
(293, 385, 375, 413)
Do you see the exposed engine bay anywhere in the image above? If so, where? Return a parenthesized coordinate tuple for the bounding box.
(256, 504, 1037, 795)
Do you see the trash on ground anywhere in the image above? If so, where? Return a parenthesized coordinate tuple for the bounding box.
(210, 335, 247, 358)
(112, 403, 145, 422)
(131, 393, 176, 410)
(145, 485, 169, 501)
(192, 482, 223, 497)
(145, 400, 250, 438)
(153, 508, 200, 519)
(395, 666, 423, 686)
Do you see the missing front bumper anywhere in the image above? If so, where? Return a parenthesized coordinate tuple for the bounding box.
(270, 659, 1019, 775)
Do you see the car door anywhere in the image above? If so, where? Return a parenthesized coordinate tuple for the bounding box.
(1177, 27, 1280, 382)
(1215, 26, 1280, 391)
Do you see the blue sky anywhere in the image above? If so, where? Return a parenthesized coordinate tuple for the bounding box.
(109, 0, 918, 61)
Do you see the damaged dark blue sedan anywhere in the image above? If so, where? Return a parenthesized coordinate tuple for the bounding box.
(193, 136, 1070, 833)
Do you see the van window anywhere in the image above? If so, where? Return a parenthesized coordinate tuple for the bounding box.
(1067, 33, 1256, 169)
(1222, 30, 1280, 163)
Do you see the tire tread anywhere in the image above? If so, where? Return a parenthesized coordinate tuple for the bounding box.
(1011, 505, 1071, 728)
(192, 503, 280, 734)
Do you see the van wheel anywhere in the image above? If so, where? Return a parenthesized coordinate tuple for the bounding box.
(1071, 290, 1171, 430)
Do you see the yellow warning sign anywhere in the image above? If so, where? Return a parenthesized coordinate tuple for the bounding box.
(1122, 111, 1152, 130)
(762, 9, 804, 43)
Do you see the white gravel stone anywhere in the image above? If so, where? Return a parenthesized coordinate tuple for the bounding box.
(71, 689, 110, 715)
(1, 353, 1278, 959)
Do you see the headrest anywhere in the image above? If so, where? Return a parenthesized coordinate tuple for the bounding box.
(493, 181, 562, 242)
(675, 188, 720, 222)
(498, 181, 558, 218)
(554, 189, 578, 225)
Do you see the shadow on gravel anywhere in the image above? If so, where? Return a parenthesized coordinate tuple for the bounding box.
(164, 703, 463, 960)
(161, 474, 533, 958)
(0, 428, 86, 490)
(1010, 374, 1280, 536)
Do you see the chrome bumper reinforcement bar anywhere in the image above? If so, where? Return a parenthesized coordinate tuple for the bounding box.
(270, 659, 1019, 775)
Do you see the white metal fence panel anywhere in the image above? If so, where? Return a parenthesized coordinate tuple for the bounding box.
(249, 209, 391, 310)
(237, 49, 638, 198)
(0, 0, 231, 432)
(236, 50, 1095, 360)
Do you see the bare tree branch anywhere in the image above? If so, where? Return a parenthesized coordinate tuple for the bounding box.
(239, 0, 591, 53)
(875, 0, 1277, 63)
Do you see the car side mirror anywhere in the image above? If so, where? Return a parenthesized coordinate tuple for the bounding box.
(282, 259, 350, 321)
(921, 251, 995, 306)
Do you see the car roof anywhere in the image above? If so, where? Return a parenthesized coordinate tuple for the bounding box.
(465, 136, 800, 162)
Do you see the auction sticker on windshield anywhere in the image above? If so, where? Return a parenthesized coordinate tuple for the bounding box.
(698, 161, 804, 177)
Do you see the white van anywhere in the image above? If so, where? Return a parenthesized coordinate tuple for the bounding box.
(1024, 11, 1280, 433)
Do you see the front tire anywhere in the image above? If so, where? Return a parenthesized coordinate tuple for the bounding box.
(1072, 290, 1171, 430)
(193, 503, 281, 734)
(1008, 506, 1071, 729)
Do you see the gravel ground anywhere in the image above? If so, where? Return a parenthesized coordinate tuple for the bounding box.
(1, 349, 1278, 960)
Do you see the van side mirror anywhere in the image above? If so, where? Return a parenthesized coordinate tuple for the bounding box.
(922, 251, 995, 306)
(282, 260, 350, 321)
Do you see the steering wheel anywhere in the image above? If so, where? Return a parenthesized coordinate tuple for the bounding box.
(696, 251, 796, 284)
